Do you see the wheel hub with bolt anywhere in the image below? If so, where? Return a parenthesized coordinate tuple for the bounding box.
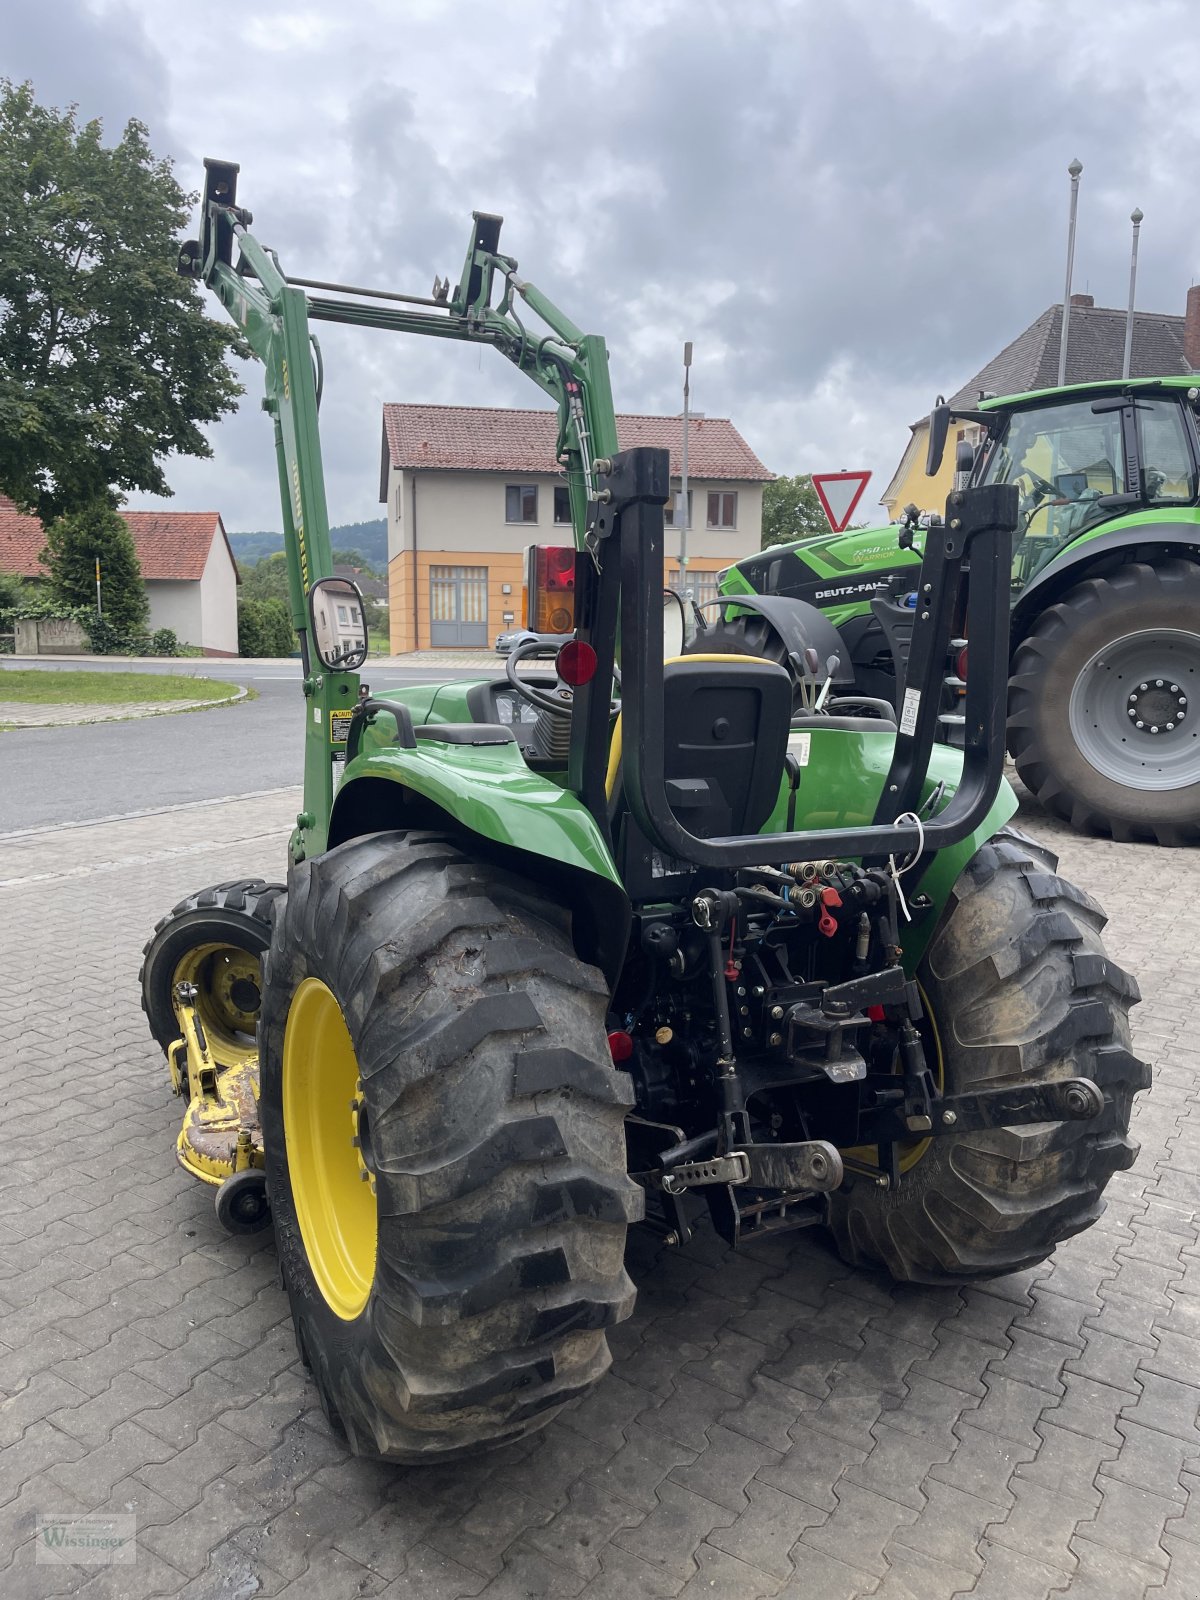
(1125, 679, 1188, 735)
(1068, 627, 1200, 792)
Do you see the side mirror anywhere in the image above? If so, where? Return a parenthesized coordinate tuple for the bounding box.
(925, 397, 950, 477)
(308, 577, 368, 671)
(663, 588, 688, 659)
(953, 438, 975, 490)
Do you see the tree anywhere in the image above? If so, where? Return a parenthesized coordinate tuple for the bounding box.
(238, 596, 294, 658)
(760, 473, 830, 550)
(0, 81, 245, 522)
(42, 501, 148, 634)
(240, 551, 291, 608)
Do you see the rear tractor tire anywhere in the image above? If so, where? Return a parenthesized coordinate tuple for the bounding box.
(827, 827, 1148, 1283)
(140, 879, 284, 1068)
(258, 829, 642, 1462)
(1008, 559, 1200, 845)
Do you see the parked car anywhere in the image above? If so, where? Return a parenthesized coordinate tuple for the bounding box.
(494, 628, 566, 657)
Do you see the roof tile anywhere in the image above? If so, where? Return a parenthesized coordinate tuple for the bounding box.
(949, 304, 1193, 408)
(0, 497, 233, 582)
(380, 404, 772, 482)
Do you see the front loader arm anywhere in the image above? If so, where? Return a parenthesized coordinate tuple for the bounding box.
(179, 159, 622, 862)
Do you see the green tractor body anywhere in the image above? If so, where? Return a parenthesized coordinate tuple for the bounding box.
(140, 164, 1147, 1463)
(720, 377, 1200, 844)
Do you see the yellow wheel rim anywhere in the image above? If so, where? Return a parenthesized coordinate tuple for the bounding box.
(282, 978, 377, 1321)
(173, 943, 263, 1068)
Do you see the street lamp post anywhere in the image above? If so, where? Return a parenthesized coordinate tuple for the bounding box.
(1058, 158, 1084, 387)
(679, 341, 692, 586)
(1122, 207, 1144, 380)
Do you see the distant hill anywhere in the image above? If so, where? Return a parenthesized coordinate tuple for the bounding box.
(229, 518, 388, 571)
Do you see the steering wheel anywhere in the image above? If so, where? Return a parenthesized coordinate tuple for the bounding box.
(505, 637, 621, 719)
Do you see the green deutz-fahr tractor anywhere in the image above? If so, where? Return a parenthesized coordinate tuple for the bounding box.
(141, 162, 1148, 1462)
(717, 383, 1200, 845)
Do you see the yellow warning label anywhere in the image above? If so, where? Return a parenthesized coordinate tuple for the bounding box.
(330, 709, 354, 745)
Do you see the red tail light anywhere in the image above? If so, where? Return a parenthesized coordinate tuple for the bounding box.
(556, 639, 597, 686)
(955, 646, 968, 680)
(529, 545, 576, 633)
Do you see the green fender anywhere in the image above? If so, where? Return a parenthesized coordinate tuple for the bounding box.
(328, 716, 630, 982)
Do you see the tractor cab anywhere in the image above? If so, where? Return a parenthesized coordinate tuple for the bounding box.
(971, 378, 1200, 592)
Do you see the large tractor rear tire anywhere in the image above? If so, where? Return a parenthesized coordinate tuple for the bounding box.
(140, 879, 283, 1067)
(1008, 560, 1200, 845)
(827, 828, 1148, 1283)
(258, 829, 641, 1462)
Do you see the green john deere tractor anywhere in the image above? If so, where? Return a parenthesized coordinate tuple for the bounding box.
(716, 382, 1200, 845)
(140, 161, 1148, 1463)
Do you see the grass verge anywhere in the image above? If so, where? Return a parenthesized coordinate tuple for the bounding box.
(0, 670, 234, 706)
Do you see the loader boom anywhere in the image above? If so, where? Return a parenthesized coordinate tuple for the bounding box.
(180, 158, 620, 859)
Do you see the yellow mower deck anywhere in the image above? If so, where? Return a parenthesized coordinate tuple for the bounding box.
(167, 982, 269, 1231)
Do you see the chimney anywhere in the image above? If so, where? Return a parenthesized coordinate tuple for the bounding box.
(1185, 285, 1200, 371)
(1070, 293, 1094, 307)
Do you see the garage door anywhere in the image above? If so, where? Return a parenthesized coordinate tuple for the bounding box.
(429, 565, 488, 647)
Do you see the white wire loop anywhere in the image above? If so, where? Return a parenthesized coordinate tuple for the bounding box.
(887, 810, 925, 923)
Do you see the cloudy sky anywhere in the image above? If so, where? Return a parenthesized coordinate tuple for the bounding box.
(8, 0, 1200, 532)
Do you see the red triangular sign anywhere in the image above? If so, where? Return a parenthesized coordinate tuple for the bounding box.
(811, 470, 872, 534)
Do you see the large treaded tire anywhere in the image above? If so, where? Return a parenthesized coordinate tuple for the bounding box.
(140, 878, 283, 1061)
(258, 829, 642, 1463)
(826, 827, 1148, 1283)
(1008, 560, 1200, 846)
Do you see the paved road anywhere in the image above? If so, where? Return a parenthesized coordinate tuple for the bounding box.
(0, 781, 1197, 1598)
(0, 658, 502, 834)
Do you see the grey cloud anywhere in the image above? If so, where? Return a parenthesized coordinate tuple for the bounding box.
(6, 0, 1200, 529)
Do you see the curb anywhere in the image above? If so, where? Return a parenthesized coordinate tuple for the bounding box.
(0, 684, 251, 730)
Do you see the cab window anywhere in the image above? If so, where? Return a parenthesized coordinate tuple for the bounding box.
(1138, 399, 1196, 504)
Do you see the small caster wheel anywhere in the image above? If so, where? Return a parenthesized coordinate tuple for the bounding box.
(215, 1169, 271, 1234)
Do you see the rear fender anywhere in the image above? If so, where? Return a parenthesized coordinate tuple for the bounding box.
(329, 740, 630, 984)
(1011, 517, 1200, 643)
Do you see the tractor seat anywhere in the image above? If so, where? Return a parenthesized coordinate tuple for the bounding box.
(607, 656, 793, 889)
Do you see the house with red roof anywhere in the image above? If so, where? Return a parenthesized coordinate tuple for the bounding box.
(0, 498, 240, 655)
(379, 404, 772, 652)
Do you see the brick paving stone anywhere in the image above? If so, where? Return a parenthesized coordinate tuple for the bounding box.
(615, 1481, 736, 1579)
(425, 1483, 555, 1580)
(524, 1480, 645, 1579)
(984, 1475, 1094, 1574)
(926, 1423, 1037, 1509)
(676, 1542, 784, 1600)
(1073, 1478, 1176, 1570)
(709, 1479, 824, 1580)
(1121, 1371, 1200, 1443)
(584, 1420, 697, 1513)
(891, 1479, 992, 1576)
(1040, 1372, 1132, 1445)
(846, 1420, 957, 1510)
(575, 1545, 684, 1600)
(718, 1374, 822, 1452)
(987, 1328, 1071, 1397)
(868, 1546, 978, 1600)
(757, 1429, 870, 1513)
(1014, 1419, 1118, 1492)
(775, 1546, 876, 1600)
(800, 1482, 918, 1579)
(1101, 1420, 1200, 1501)
(668, 1423, 782, 1512)
(963, 1540, 1073, 1600)
(1064, 1534, 1167, 1598)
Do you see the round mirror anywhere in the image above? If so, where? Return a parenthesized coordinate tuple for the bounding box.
(663, 588, 688, 660)
(308, 577, 368, 671)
